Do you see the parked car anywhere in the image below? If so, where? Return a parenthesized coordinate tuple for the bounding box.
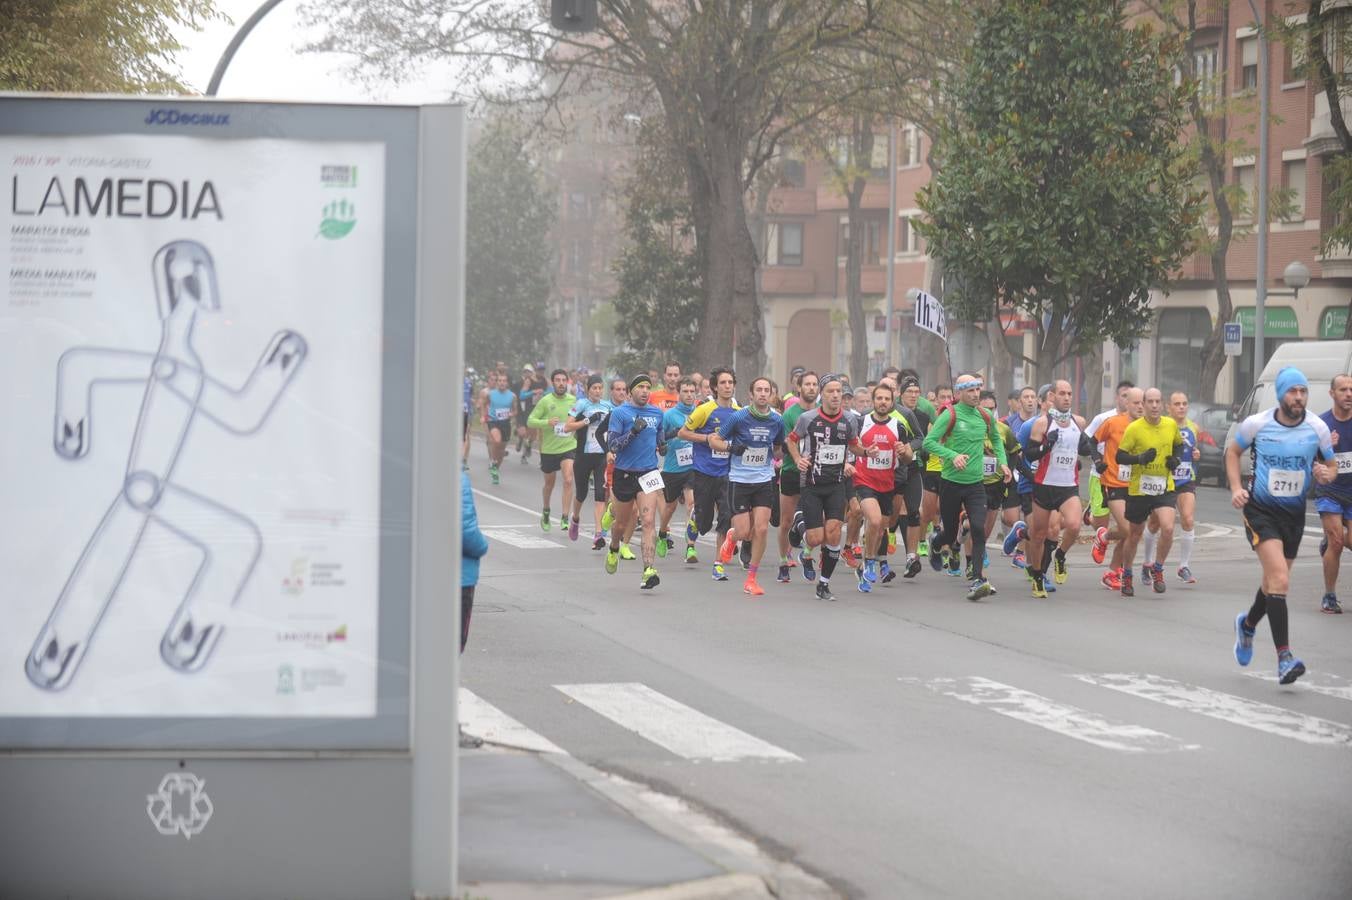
(1189, 403, 1233, 487)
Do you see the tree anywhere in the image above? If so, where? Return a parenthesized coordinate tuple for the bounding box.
(301, 0, 921, 376)
(465, 116, 555, 374)
(917, 0, 1202, 385)
(0, 0, 219, 93)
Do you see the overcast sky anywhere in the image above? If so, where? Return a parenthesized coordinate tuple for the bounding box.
(175, 0, 453, 103)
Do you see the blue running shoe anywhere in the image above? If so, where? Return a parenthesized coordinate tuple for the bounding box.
(1234, 613, 1254, 667)
(857, 569, 872, 593)
(686, 520, 699, 545)
(879, 561, 893, 583)
(1277, 651, 1306, 685)
(800, 551, 817, 583)
(863, 559, 878, 584)
(1044, 580, 1056, 593)
(712, 562, 728, 581)
(1002, 521, 1027, 557)
(929, 536, 945, 571)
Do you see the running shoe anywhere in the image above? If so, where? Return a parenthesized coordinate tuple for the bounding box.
(776, 564, 792, 583)
(800, 552, 817, 583)
(719, 532, 737, 564)
(1141, 564, 1151, 586)
(1120, 572, 1134, 597)
(928, 537, 945, 571)
(640, 566, 660, 590)
(857, 569, 872, 593)
(656, 533, 669, 558)
(1002, 521, 1027, 557)
(1044, 581, 1056, 593)
(862, 559, 878, 584)
(739, 541, 752, 570)
(1052, 552, 1068, 585)
(1277, 651, 1306, 685)
(1090, 527, 1108, 565)
(1322, 593, 1343, 614)
(1233, 612, 1254, 666)
(560, 514, 569, 531)
(685, 545, 699, 564)
(948, 552, 963, 578)
(788, 511, 805, 549)
(686, 520, 699, 545)
(1101, 568, 1121, 591)
(1150, 563, 1165, 594)
(593, 535, 606, 551)
(568, 517, 580, 542)
(1177, 566, 1195, 584)
(602, 503, 614, 530)
(903, 555, 922, 579)
(1029, 570, 1047, 599)
(917, 537, 929, 558)
(964, 558, 975, 581)
(744, 577, 764, 596)
(619, 544, 636, 561)
(816, 581, 835, 601)
(605, 549, 619, 575)
(712, 562, 728, 581)
(1011, 551, 1027, 569)
(541, 509, 551, 531)
(490, 464, 500, 485)
(842, 545, 859, 569)
(879, 561, 893, 584)
(887, 531, 897, 553)
(966, 578, 995, 602)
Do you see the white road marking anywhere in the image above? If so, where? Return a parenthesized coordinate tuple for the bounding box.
(473, 488, 546, 518)
(481, 526, 562, 549)
(554, 682, 801, 762)
(1074, 674, 1352, 749)
(1243, 670, 1352, 702)
(912, 677, 1198, 753)
(458, 688, 566, 754)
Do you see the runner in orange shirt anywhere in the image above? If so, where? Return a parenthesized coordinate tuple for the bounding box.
(1091, 387, 1144, 591)
(648, 361, 683, 411)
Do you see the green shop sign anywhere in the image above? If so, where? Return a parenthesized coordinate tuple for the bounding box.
(1235, 306, 1300, 337)
(1319, 305, 1349, 339)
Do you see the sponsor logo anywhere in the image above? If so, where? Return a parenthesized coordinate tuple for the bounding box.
(321, 165, 358, 188)
(147, 773, 213, 839)
(281, 557, 307, 595)
(318, 198, 356, 239)
(277, 664, 295, 695)
(275, 625, 348, 647)
(144, 108, 231, 127)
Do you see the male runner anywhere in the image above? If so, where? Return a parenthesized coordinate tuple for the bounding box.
(649, 361, 682, 410)
(1229, 367, 1337, 683)
(787, 375, 872, 600)
(1004, 386, 1038, 431)
(1021, 380, 1097, 597)
(1143, 392, 1202, 583)
(605, 374, 667, 589)
(1086, 380, 1134, 547)
(565, 374, 611, 545)
(1115, 388, 1184, 597)
(893, 376, 929, 579)
(922, 373, 1011, 600)
(678, 367, 740, 581)
(714, 377, 786, 595)
(482, 371, 516, 485)
(516, 365, 543, 463)
(526, 369, 578, 532)
(658, 377, 700, 563)
(1091, 387, 1143, 589)
(972, 391, 1022, 582)
(777, 371, 818, 582)
(1002, 384, 1055, 574)
(853, 382, 911, 591)
(1316, 373, 1352, 613)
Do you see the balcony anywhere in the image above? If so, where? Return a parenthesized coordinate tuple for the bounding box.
(1306, 90, 1352, 157)
(1318, 242, 1352, 278)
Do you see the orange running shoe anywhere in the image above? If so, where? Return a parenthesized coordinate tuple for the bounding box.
(743, 577, 764, 596)
(719, 532, 737, 564)
(842, 545, 859, 568)
(1091, 527, 1109, 565)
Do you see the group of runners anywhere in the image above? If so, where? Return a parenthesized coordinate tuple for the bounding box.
(469, 359, 1352, 685)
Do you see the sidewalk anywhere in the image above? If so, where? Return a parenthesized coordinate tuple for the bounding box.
(459, 746, 837, 900)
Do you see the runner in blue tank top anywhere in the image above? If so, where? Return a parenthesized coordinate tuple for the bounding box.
(1315, 373, 1352, 613)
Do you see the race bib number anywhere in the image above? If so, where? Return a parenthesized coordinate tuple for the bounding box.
(742, 447, 769, 467)
(1335, 452, 1352, 475)
(982, 456, 998, 477)
(1139, 474, 1167, 496)
(553, 423, 568, 437)
(1172, 462, 1193, 481)
(711, 447, 730, 460)
(1268, 468, 1305, 497)
(1052, 450, 1078, 469)
(867, 450, 894, 470)
(493, 408, 512, 420)
(676, 445, 693, 467)
(816, 444, 845, 465)
(1117, 463, 1132, 482)
(638, 470, 664, 494)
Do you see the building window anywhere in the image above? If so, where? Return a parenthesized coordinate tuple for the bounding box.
(767, 221, 803, 266)
(838, 217, 886, 265)
(1194, 44, 1220, 107)
(1235, 163, 1256, 218)
(900, 124, 923, 167)
(780, 146, 806, 188)
(869, 140, 888, 178)
(898, 216, 921, 254)
(1283, 160, 1306, 220)
(1240, 36, 1258, 90)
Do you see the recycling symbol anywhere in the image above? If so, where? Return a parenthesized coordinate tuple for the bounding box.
(147, 772, 214, 839)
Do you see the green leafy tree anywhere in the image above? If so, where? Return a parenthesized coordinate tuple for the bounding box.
(917, 0, 1202, 384)
(0, 0, 220, 93)
(465, 116, 554, 374)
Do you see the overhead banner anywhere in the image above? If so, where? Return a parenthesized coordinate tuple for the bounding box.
(0, 134, 386, 719)
(912, 289, 947, 340)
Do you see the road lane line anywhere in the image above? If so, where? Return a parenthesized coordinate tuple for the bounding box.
(473, 488, 545, 518)
(459, 688, 566, 754)
(480, 525, 563, 549)
(1243, 670, 1352, 702)
(911, 677, 1198, 753)
(554, 682, 801, 762)
(1073, 674, 1352, 749)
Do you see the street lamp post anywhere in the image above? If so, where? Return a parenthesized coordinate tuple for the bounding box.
(883, 122, 898, 369)
(206, 0, 286, 96)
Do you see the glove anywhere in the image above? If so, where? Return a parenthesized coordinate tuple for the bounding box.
(631, 417, 649, 435)
(1095, 459, 1108, 474)
(1043, 429, 1060, 449)
(589, 411, 605, 424)
(573, 411, 587, 422)
(731, 442, 747, 456)
(657, 442, 668, 458)
(1139, 447, 1157, 464)
(1165, 455, 1180, 472)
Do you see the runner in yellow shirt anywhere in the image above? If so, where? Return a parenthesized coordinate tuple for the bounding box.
(1114, 388, 1184, 597)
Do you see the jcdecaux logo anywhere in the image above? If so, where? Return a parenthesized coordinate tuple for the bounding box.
(144, 108, 231, 127)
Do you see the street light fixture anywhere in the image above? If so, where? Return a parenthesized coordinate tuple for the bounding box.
(1269, 259, 1311, 299)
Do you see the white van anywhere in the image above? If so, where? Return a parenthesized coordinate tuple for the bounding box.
(1223, 340, 1352, 480)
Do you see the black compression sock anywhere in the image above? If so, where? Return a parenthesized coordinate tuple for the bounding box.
(821, 548, 840, 581)
(1246, 588, 1267, 629)
(1266, 593, 1290, 649)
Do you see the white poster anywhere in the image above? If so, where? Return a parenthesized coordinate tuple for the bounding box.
(1, 135, 385, 718)
(912, 289, 947, 340)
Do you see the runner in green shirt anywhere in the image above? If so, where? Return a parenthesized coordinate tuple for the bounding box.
(776, 372, 818, 583)
(526, 368, 578, 531)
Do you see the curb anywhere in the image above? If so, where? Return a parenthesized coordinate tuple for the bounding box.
(539, 753, 840, 900)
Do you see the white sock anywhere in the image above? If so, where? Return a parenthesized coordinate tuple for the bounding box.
(1142, 530, 1157, 565)
(1179, 529, 1195, 567)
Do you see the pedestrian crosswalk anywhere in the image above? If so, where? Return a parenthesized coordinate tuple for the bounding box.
(461, 670, 1352, 762)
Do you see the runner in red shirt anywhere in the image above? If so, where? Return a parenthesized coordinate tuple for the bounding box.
(853, 383, 911, 591)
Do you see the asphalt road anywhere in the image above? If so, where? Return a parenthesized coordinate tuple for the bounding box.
(460, 442, 1352, 900)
